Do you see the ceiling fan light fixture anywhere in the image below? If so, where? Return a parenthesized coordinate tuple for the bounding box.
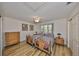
(33, 16, 40, 23)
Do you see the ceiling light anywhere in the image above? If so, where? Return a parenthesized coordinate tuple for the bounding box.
(33, 16, 40, 23)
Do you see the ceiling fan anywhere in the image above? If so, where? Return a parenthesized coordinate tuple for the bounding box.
(66, 2, 72, 5)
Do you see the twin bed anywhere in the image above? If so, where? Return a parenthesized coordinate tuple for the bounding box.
(26, 33, 54, 55)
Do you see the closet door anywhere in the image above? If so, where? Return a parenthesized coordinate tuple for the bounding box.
(77, 15, 79, 55)
(0, 17, 2, 55)
(69, 15, 79, 56)
(72, 17, 77, 56)
(73, 15, 79, 56)
(69, 19, 73, 52)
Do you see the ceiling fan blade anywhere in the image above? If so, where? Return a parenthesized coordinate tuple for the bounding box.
(66, 2, 72, 5)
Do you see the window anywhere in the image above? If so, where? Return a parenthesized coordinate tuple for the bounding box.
(41, 24, 53, 33)
(48, 24, 52, 33)
(44, 25, 48, 33)
(41, 26, 44, 32)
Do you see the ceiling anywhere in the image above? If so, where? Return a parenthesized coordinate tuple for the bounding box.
(0, 2, 79, 23)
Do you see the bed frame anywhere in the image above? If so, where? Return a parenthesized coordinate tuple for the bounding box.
(26, 35, 52, 55)
(26, 35, 33, 46)
(34, 38, 51, 55)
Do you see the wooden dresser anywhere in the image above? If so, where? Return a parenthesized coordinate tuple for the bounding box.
(5, 32, 20, 46)
(55, 37, 64, 45)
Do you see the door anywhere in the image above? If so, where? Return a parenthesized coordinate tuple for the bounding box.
(0, 17, 2, 56)
(68, 15, 79, 56)
(68, 19, 73, 50)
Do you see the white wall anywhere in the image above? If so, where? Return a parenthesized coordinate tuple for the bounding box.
(39, 19, 67, 44)
(3, 17, 36, 46)
(34, 24, 41, 33)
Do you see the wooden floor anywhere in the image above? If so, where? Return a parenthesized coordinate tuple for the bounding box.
(3, 42, 72, 56)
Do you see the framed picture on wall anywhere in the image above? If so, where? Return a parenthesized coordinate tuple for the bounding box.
(22, 24, 28, 31)
(29, 25, 34, 31)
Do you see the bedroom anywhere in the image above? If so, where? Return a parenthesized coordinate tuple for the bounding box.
(0, 2, 79, 56)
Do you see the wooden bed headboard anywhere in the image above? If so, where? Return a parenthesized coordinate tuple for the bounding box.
(5, 32, 20, 46)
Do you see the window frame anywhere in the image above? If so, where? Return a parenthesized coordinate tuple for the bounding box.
(41, 23, 54, 33)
